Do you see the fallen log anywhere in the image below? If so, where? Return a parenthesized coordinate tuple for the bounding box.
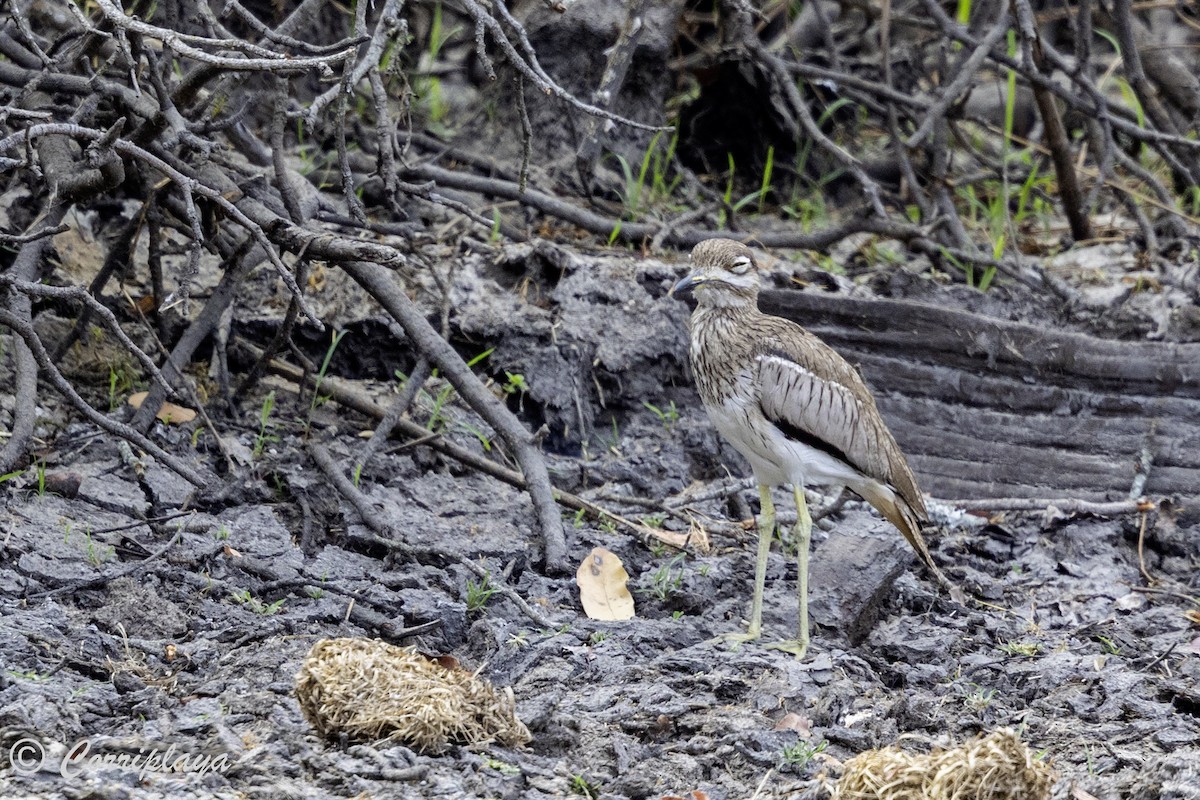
(758, 289, 1200, 504)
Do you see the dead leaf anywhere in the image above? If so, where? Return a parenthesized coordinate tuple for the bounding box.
(773, 712, 812, 737)
(42, 471, 82, 498)
(127, 391, 197, 424)
(222, 436, 254, 466)
(1185, 609, 1200, 625)
(1113, 592, 1146, 611)
(1072, 787, 1101, 800)
(52, 222, 105, 284)
(576, 547, 635, 621)
(307, 262, 327, 291)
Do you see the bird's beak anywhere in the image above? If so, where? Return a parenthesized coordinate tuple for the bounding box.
(669, 273, 705, 298)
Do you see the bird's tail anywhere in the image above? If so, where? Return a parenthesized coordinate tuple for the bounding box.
(856, 481, 956, 594)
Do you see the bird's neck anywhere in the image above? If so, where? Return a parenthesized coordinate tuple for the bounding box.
(689, 299, 762, 402)
(693, 286, 760, 312)
(691, 299, 761, 353)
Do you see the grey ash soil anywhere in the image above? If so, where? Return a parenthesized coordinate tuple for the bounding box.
(1, 245, 1198, 800)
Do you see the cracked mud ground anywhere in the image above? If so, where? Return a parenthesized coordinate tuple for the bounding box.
(1, 245, 1198, 800)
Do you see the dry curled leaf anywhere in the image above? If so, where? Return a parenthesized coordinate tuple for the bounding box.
(127, 391, 197, 424)
(774, 712, 813, 737)
(576, 546, 635, 621)
(1113, 593, 1146, 611)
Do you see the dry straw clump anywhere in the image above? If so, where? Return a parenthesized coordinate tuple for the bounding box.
(834, 727, 1056, 800)
(294, 638, 531, 752)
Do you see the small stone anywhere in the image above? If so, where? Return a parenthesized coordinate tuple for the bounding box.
(809, 512, 910, 645)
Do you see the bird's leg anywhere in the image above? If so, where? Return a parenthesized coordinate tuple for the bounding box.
(714, 484, 774, 647)
(765, 485, 811, 659)
(747, 483, 775, 638)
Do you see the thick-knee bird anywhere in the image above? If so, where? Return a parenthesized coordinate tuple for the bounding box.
(671, 238, 952, 658)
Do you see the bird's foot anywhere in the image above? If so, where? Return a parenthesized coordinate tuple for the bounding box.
(764, 638, 809, 660)
(708, 629, 762, 651)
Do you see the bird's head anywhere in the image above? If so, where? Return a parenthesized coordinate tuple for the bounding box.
(669, 238, 760, 307)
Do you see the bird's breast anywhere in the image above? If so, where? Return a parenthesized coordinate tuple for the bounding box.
(689, 310, 758, 405)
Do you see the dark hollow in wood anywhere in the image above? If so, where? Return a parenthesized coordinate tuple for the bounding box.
(758, 289, 1199, 503)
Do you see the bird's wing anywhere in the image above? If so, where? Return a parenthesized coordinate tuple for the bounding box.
(756, 348, 888, 481)
(755, 323, 945, 589)
(753, 325, 921, 512)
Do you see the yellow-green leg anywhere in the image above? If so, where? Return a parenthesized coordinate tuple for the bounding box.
(716, 484, 775, 646)
(747, 483, 775, 638)
(765, 486, 810, 659)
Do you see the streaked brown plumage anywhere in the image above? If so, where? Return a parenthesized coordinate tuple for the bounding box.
(673, 238, 951, 657)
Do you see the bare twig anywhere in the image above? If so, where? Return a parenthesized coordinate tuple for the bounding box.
(219, 0, 366, 55)
(0, 123, 322, 325)
(723, 0, 887, 215)
(940, 497, 1154, 516)
(310, 437, 603, 630)
(246, 342, 703, 553)
(908, 0, 1012, 149)
(457, 0, 667, 133)
(1012, 0, 1093, 242)
(403, 162, 1024, 268)
(0, 309, 210, 487)
(128, 235, 260, 432)
(336, 259, 569, 573)
(574, 0, 650, 189)
(0, 224, 68, 243)
(0, 224, 59, 476)
(302, 0, 406, 125)
(1136, 511, 1156, 586)
(92, 0, 356, 72)
(356, 357, 433, 474)
(31, 527, 186, 599)
(2, 277, 173, 393)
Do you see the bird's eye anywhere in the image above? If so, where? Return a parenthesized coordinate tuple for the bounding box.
(729, 256, 752, 274)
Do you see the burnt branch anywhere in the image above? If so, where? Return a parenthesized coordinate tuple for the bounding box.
(0, 228, 56, 476)
(338, 258, 568, 573)
(1012, 0, 1093, 242)
(0, 306, 210, 487)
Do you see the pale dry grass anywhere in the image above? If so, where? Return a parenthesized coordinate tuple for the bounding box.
(294, 638, 531, 752)
(834, 728, 1056, 800)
